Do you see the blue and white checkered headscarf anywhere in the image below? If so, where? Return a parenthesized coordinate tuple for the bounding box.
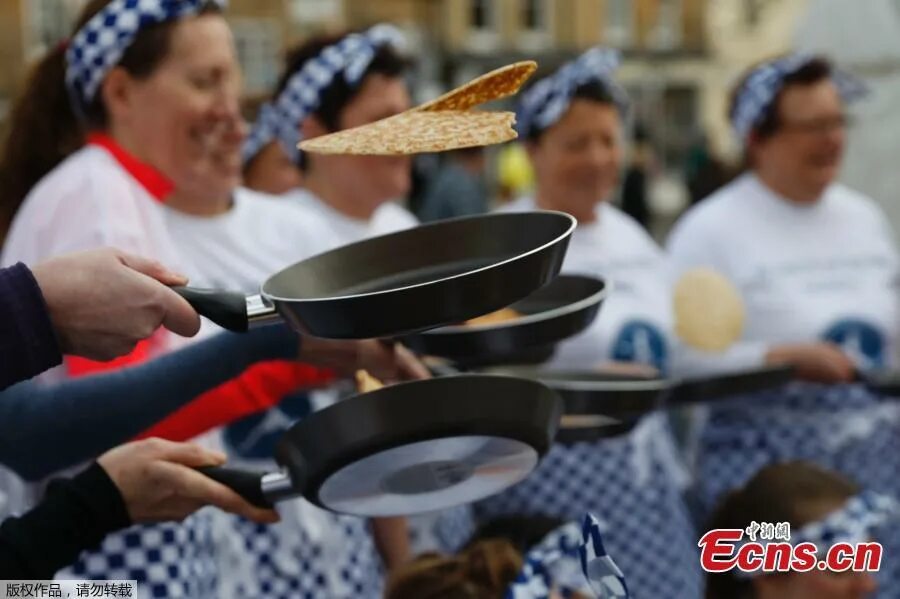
(65, 0, 228, 117)
(516, 47, 629, 140)
(506, 514, 630, 599)
(242, 24, 406, 165)
(730, 52, 868, 144)
(738, 491, 900, 579)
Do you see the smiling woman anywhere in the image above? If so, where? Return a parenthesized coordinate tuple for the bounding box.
(0, 1, 246, 596)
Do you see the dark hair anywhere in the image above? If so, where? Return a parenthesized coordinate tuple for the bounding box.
(0, 0, 222, 239)
(729, 56, 833, 142)
(269, 31, 410, 173)
(705, 461, 859, 599)
(524, 79, 619, 142)
(385, 540, 523, 599)
(278, 31, 410, 132)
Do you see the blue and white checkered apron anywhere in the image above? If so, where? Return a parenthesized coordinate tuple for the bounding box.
(473, 414, 702, 598)
(214, 390, 384, 598)
(695, 382, 900, 598)
(217, 510, 382, 599)
(57, 510, 218, 598)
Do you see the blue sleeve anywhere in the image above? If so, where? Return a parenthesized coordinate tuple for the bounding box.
(0, 264, 62, 390)
(0, 324, 298, 480)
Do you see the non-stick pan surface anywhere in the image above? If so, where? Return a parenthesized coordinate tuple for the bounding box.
(200, 374, 563, 516)
(175, 211, 575, 339)
(400, 275, 606, 368)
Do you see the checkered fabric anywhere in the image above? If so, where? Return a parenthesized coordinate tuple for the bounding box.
(505, 515, 629, 599)
(57, 510, 218, 598)
(516, 47, 629, 139)
(695, 382, 900, 598)
(581, 513, 630, 599)
(219, 511, 383, 599)
(793, 491, 900, 548)
(475, 414, 703, 598)
(65, 0, 227, 115)
(242, 23, 406, 164)
(730, 52, 867, 142)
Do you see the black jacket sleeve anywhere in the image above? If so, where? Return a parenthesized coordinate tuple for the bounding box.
(0, 463, 130, 578)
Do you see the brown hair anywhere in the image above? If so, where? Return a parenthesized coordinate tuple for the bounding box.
(729, 56, 833, 143)
(385, 540, 523, 599)
(0, 0, 221, 239)
(705, 461, 859, 599)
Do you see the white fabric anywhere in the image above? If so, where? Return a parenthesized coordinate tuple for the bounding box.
(497, 198, 690, 489)
(0, 146, 198, 518)
(666, 173, 900, 377)
(163, 188, 321, 293)
(500, 197, 672, 373)
(282, 188, 418, 250)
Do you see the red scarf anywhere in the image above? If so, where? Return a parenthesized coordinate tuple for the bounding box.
(87, 132, 174, 201)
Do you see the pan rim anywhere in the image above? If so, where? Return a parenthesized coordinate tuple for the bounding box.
(420, 274, 609, 334)
(260, 210, 576, 303)
(482, 367, 668, 393)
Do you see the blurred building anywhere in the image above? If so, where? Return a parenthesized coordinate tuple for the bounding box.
(0, 0, 822, 170)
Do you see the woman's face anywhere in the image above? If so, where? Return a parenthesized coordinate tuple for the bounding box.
(106, 13, 244, 198)
(528, 99, 623, 217)
(306, 74, 412, 214)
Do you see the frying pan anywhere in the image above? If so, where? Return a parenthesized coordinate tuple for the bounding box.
(400, 275, 607, 368)
(199, 374, 562, 516)
(861, 370, 900, 397)
(173, 211, 575, 339)
(484, 366, 793, 441)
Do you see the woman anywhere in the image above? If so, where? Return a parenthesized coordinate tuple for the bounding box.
(183, 28, 442, 596)
(241, 27, 418, 242)
(706, 461, 882, 599)
(469, 48, 701, 597)
(666, 54, 900, 593)
(0, 2, 420, 595)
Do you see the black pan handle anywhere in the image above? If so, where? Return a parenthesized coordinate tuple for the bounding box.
(173, 287, 249, 333)
(196, 466, 273, 508)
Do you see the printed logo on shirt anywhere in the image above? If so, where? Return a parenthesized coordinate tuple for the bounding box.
(612, 320, 668, 373)
(822, 319, 885, 370)
(223, 392, 313, 459)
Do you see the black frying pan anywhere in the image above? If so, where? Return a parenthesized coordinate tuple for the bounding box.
(199, 374, 562, 516)
(174, 211, 575, 339)
(484, 366, 793, 441)
(400, 275, 606, 368)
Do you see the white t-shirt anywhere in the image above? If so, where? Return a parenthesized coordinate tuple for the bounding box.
(666, 173, 900, 376)
(501, 197, 673, 372)
(0, 144, 201, 518)
(164, 187, 321, 293)
(1, 145, 190, 359)
(282, 188, 418, 251)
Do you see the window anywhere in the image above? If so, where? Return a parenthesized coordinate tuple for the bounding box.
(523, 0, 546, 31)
(289, 0, 342, 25)
(230, 19, 281, 96)
(26, 0, 84, 56)
(605, 0, 634, 47)
(471, 0, 495, 31)
(650, 0, 682, 50)
(467, 0, 500, 53)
